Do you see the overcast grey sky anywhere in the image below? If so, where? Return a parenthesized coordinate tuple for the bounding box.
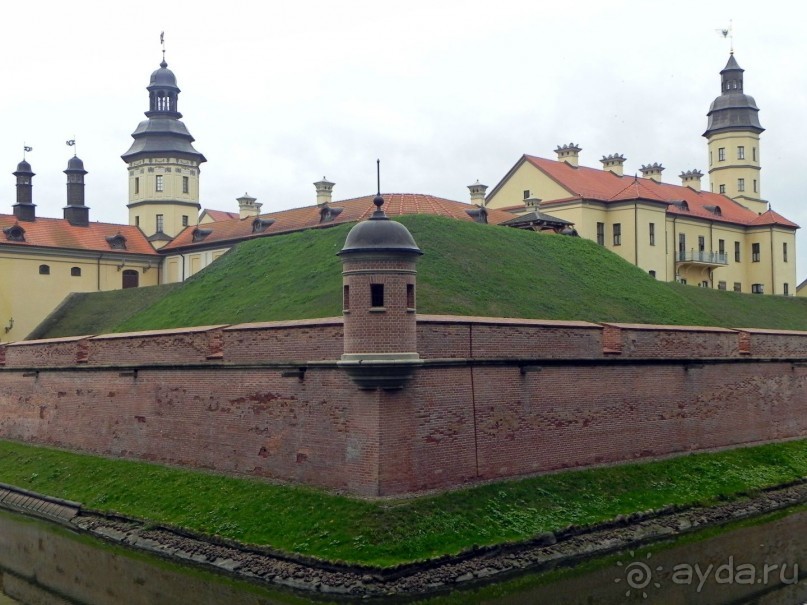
(2, 0, 806, 281)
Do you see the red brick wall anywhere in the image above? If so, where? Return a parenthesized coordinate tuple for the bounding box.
(2, 317, 807, 496)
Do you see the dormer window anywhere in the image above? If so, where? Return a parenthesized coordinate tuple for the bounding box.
(319, 205, 344, 224)
(106, 233, 127, 250)
(252, 218, 276, 233)
(3, 224, 25, 242)
(192, 228, 212, 242)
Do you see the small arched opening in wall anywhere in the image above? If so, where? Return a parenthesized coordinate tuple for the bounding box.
(122, 269, 139, 289)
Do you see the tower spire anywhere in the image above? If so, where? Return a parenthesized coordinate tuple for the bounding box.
(160, 31, 166, 65)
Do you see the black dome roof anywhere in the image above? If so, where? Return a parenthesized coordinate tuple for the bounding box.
(339, 201, 422, 256)
(66, 156, 86, 171)
(149, 61, 179, 89)
(15, 159, 32, 173)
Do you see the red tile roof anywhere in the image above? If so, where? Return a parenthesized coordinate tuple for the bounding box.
(0, 214, 157, 255)
(521, 155, 799, 229)
(162, 193, 514, 252)
(201, 209, 240, 221)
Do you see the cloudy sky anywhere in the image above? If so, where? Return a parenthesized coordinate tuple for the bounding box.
(2, 0, 806, 281)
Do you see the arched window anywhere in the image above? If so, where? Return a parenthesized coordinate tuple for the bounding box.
(71, 267, 81, 277)
(39, 264, 50, 275)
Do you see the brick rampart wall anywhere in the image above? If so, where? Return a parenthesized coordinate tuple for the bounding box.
(1, 317, 807, 496)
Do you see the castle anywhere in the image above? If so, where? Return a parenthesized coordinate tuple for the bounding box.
(0, 50, 800, 343)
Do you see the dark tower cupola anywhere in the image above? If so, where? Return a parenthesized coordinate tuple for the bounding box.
(63, 155, 90, 226)
(703, 54, 764, 137)
(12, 159, 36, 222)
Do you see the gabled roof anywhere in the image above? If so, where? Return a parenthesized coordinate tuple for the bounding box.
(0, 214, 157, 255)
(200, 209, 240, 222)
(495, 154, 798, 229)
(161, 193, 515, 252)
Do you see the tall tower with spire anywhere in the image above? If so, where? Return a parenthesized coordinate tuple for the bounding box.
(703, 54, 766, 214)
(122, 44, 206, 247)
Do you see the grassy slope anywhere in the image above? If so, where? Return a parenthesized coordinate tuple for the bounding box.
(40, 215, 806, 337)
(2, 438, 807, 566)
(28, 284, 182, 339)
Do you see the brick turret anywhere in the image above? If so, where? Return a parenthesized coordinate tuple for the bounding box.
(337, 192, 423, 389)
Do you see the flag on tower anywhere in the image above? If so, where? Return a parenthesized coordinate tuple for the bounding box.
(66, 140, 75, 147)
(23, 146, 32, 152)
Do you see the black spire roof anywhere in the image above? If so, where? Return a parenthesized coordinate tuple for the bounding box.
(121, 59, 206, 164)
(703, 54, 764, 137)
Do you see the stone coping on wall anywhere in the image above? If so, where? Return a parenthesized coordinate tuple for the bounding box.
(90, 324, 230, 340)
(416, 314, 601, 329)
(736, 327, 807, 336)
(600, 322, 737, 333)
(4, 334, 93, 347)
(222, 317, 343, 331)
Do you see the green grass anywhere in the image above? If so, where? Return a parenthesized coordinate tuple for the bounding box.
(32, 215, 807, 338)
(3, 438, 807, 567)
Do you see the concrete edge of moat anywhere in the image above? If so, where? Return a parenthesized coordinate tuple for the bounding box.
(2, 479, 807, 601)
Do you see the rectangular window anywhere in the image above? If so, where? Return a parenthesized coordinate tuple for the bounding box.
(156, 214, 164, 233)
(182, 176, 189, 194)
(718, 239, 725, 255)
(753, 147, 757, 161)
(753, 179, 758, 192)
(343, 285, 350, 310)
(734, 282, 742, 292)
(718, 147, 726, 161)
(737, 178, 745, 192)
(678, 233, 686, 256)
(649, 270, 656, 279)
(783, 242, 788, 262)
(135, 216, 140, 227)
(134, 177, 140, 194)
(737, 146, 745, 160)
(649, 223, 655, 246)
(523, 190, 530, 200)
(182, 215, 189, 227)
(752, 242, 760, 262)
(709, 151, 713, 166)
(613, 223, 621, 246)
(734, 241, 741, 262)
(406, 284, 415, 309)
(156, 175, 164, 192)
(698, 236, 705, 252)
(719, 184, 726, 194)
(596, 222, 605, 246)
(700, 281, 709, 288)
(370, 283, 384, 308)
(784, 283, 790, 296)
(718, 281, 727, 291)
(752, 283, 764, 294)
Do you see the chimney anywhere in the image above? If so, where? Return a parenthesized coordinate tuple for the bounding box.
(237, 192, 262, 219)
(12, 159, 36, 222)
(63, 155, 90, 226)
(524, 197, 542, 212)
(600, 153, 627, 176)
(640, 162, 665, 182)
(314, 177, 335, 206)
(555, 143, 582, 167)
(679, 169, 704, 192)
(467, 180, 488, 206)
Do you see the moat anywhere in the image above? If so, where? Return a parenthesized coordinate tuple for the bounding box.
(3, 504, 807, 604)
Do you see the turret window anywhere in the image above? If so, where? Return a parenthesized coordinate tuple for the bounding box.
(753, 147, 757, 161)
(737, 178, 745, 192)
(155, 175, 164, 192)
(719, 184, 726, 194)
(737, 146, 745, 160)
(753, 179, 757, 193)
(370, 284, 384, 308)
(156, 214, 164, 233)
(718, 148, 725, 162)
(135, 177, 140, 194)
(182, 176, 189, 194)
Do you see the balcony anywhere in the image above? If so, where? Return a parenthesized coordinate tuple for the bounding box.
(676, 250, 729, 268)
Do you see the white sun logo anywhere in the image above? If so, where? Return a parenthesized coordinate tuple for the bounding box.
(615, 551, 663, 599)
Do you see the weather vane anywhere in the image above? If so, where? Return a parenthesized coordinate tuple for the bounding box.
(160, 31, 166, 62)
(23, 144, 32, 159)
(717, 20, 734, 54)
(66, 137, 77, 156)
